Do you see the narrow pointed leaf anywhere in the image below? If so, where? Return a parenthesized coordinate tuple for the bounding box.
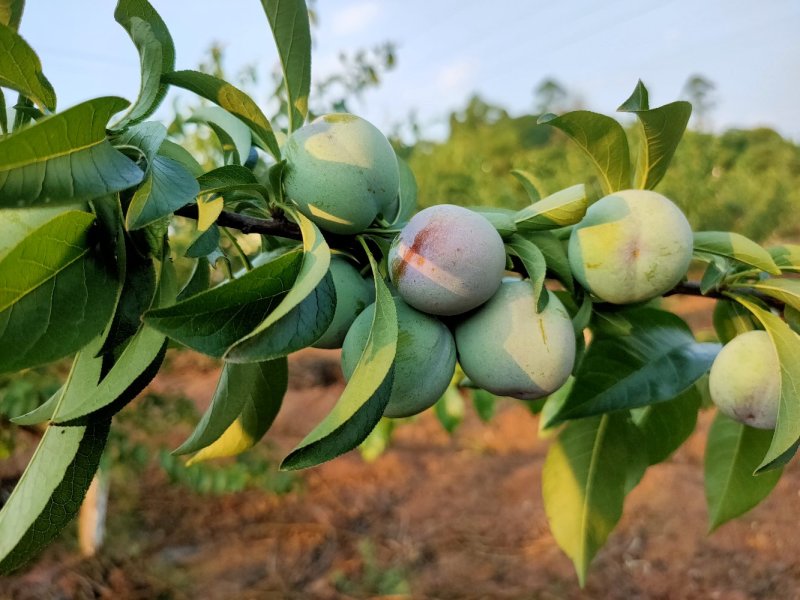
(617, 80, 649, 112)
(542, 413, 645, 586)
(0, 97, 144, 206)
(694, 231, 781, 275)
(705, 413, 782, 531)
(0, 418, 111, 574)
(0, 210, 121, 373)
(733, 296, 800, 472)
(618, 82, 691, 190)
(0, 23, 55, 111)
(515, 229, 574, 292)
(175, 358, 287, 460)
(537, 111, 631, 195)
(515, 184, 587, 230)
(226, 210, 331, 362)
(391, 156, 418, 225)
(281, 250, 398, 470)
(261, 0, 311, 132)
(162, 70, 280, 159)
(506, 234, 547, 311)
(113, 0, 174, 126)
(145, 250, 302, 357)
(549, 308, 720, 424)
(510, 168, 543, 202)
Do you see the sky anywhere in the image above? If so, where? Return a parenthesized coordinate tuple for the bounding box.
(17, 0, 800, 142)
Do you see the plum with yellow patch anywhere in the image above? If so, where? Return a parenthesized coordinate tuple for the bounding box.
(312, 257, 372, 349)
(341, 296, 456, 418)
(455, 282, 575, 400)
(283, 113, 400, 234)
(709, 330, 780, 429)
(388, 204, 506, 316)
(568, 190, 693, 304)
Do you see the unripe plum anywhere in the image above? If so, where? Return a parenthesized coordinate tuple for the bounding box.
(388, 204, 506, 316)
(455, 282, 575, 400)
(568, 190, 693, 304)
(341, 296, 456, 418)
(709, 330, 780, 429)
(313, 257, 372, 349)
(283, 113, 400, 234)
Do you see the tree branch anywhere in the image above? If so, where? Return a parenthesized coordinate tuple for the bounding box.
(175, 206, 786, 311)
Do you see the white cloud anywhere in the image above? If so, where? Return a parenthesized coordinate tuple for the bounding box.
(436, 58, 479, 96)
(332, 2, 381, 36)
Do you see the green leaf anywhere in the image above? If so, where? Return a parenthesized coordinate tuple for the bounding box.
(55, 326, 168, 423)
(281, 247, 398, 470)
(0, 88, 7, 134)
(617, 79, 649, 112)
(537, 111, 631, 195)
(261, 0, 311, 132)
(0, 0, 25, 31)
(631, 385, 700, 465)
(514, 184, 587, 230)
(188, 106, 252, 165)
(113, 0, 175, 127)
(542, 413, 645, 586)
(549, 308, 720, 424)
(705, 413, 782, 531)
(471, 388, 496, 423)
(0, 210, 121, 373)
(185, 224, 221, 259)
(746, 279, 800, 312)
(174, 359, 287, 461)
(0, 23, 56, 112)
(197, 164, 270, 202)
(162, 70, 280, 160)
(177, 257, 211, 301)
(618, 81, 691, 190)
(732, 296, 800, 472)
(712, 299, 757, 344)
(226, 209, 332, 362)
(392, 156, 418, 224)
(126, 154, 200, 230)
(111, 120, 167, 165)
(145, 250, 302, 357)
(435, 386, 465, 433)
(0, 417, 111, 574)
(769, 244, 800, 273)
(0, 97, 144, 206)
(158, 138, 203, 176)
(510, 168, 543, 202)
(693, 231, 781, 275)
(515, 230, 574, 293)
(506, 234, 547, 311)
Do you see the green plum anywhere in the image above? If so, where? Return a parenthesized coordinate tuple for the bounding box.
(709, 330, 780, 429)
(283, 113, 400, 234)
(313, 257, 372, 349)
(568, 190, 693, 304)
(455, 282, 575, 400)
(388, 204, 506, 316)
(341, 296, 456, 418)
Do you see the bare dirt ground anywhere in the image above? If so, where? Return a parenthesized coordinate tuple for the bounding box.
(2, 296, 800, 599)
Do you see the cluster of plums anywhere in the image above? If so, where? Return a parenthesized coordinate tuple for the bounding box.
(283, 113, 781, 427)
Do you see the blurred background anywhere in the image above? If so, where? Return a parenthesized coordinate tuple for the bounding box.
(2, 1, 800, 598)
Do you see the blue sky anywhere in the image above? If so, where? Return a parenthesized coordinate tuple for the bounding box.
(18, 1, 800, 141)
